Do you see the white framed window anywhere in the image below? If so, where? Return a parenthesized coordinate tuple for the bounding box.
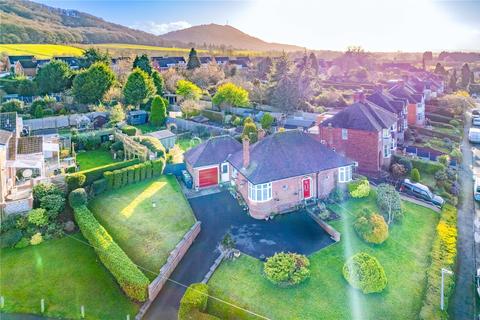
(383, 143, 391, 158)
(382, 128, 390, 138)
(338, 166, 352, 183)
(248, 182, 272, 202)
(341, 128, 348, 140)
(221, 163, 229, 174)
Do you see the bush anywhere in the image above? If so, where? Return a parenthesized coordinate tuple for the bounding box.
(104, 171, 114, 190)
(0, 229, 23, 248)
(354, 210, 389, 244)
(397, 157, 413, 173)
(152, 158, 165, 176)
(121, 125, 137, 136)
(40, 194, 65, 217)
(343, 252, 387, 294)
(76, 159, 140, 186)
(178, 283, 209, 320)
(137, 136, 165, 157)
(15, 237, 30, 249)
(92, 179, 107, 195)
(438, 155, 450, 167)
(390, 163, 406, 179)
(411, 158, 445, 174)
(66, 173, 86, 192)
(127, 166, 135, 183)
(113, 170, 123, 189)
(376, 184, 403, 224)
(411, 168, 421, 182)
(420, 205, 457, 319)
(134, 165, 142, 182)
(326, 187, 347, 204)
(30, 232, 43, 245)
(348, 179, 370, 198)
(145, 162, 153, 179)
(73, 205, 150, 301)
(27, 208, 48, 227)
(264, 252, 310, 287)
(33, 183, 63, 206)
(68, 188, 88, 208)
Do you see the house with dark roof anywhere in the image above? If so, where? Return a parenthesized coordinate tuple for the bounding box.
(184, 135, 242, 189)
(152, 56, 186, 71)
(214, 57, 229, 65)
(7, 55, 34, 71)
(14, 60, 38, 77)
(318, 97, 398, 174)
(199, 56, 213, 65)
(54, 57, 82, 70)
(388, 81, 425, 126)
(185, 131, 354, 219)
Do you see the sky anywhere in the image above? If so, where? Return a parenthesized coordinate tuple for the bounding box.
(35, 0, 480, 52)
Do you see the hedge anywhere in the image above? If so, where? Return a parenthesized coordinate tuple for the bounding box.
(66, 173, 86, 192)
(73, 205, 149, 302)
(121, 125, 137, 136)
(393, 155, 445, 175)
(420, 205, 458, 319)
(178, 283, 220, 320)
(201, 109, 224, 123)
(75, 158, 141, 186)
(92, 179, 107, 195)
(103, 159, 165, 189)
(137, 136, 165, 157)
(68, 188, 88, 207)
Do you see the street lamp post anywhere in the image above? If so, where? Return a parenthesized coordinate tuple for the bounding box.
(441, 268, 454, 311)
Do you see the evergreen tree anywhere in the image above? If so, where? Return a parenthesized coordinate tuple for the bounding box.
(72, 63, 115, 104)
(123, 68, 156, 106)
(151, 70, 165, 96)
(449, 69, 457, 91)
(434, 62, 447, 75)
(35, 60, 71, 94)
(256, 57, 273, 80)
(149, 95, 167, 126)
(268, 52, 291, 83)
(133, 54, 153, 75)
(81, 48, 111, 68)
(242, 122, 258, 143)
(187, 48, 201, 70)
(270, 76, 298, 112)
(461, 63, 472, 88)
(308, 52, 319, 74)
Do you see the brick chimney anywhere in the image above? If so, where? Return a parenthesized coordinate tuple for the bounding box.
(353, 90, 366, 103)
(242, 136, 250, 169)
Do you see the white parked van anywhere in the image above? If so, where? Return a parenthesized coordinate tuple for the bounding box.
(469, 128, 480, 143)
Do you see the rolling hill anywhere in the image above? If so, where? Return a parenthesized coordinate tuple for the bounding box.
(162, 23, 304, 52)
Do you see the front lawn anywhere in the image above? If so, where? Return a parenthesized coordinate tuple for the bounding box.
(207, 195, 438, 319)
(89, 176, 196, 279)
(0, 234, 138, 319)
(76, 150, 117, 171)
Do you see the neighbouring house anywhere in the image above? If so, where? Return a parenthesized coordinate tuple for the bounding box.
(147, 129, 176, 150)
(199, 56, 213, 65)
(318, 98, 397, 175)
(0, 112, 60, 215)
(152, 56, 186, 71)
(229, 131, 354, 219)
(366, 89, 408, 144)
(14, 60, 38, 77)
(36, 59, 51, 68)
(184, 135, 242, 189)
(388, 81, 425, 126)
(54, 56, 82, 70)
(7, 55, 34, 71)
(127, 110, 148, 125)
(214, 57, 229, 65)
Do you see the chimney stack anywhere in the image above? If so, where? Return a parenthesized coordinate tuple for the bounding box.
(242, 136, 250, 169)
(353, 90, 366, 104)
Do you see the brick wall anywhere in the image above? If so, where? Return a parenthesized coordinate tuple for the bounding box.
(318, 126, 383, 173)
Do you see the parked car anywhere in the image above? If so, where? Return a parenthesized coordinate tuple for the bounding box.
(472, 116, 480, 126)
(400, 179, 445, 207)
(474, 176, 480, 201)
(181, 170, 193, 189)
(469, 128, 480, 143)
(472, 108, 480, 116)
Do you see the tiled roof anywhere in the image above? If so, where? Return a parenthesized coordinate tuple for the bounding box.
(184, 135, 241, 168)
(389, 83, 423, 104)
(8, 55, 34, 64)
(366, 91, 404, 114)
(320, 102, 397, 132)
(229, 131, 354, 184)
(18, 60, 38, 69)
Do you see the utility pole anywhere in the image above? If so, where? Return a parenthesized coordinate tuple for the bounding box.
(441, 268, 454, 310)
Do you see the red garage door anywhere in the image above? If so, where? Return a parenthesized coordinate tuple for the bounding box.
(198, 167, 218, 187)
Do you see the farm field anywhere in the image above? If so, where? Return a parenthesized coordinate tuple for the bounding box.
(0, 44, 84, 59)
(207, 195, 439, 320)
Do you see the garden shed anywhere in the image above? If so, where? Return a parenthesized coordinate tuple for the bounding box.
(127, 110, 148, 125)
(148, 129, 176, 150)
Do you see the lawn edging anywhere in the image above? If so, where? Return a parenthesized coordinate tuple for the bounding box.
(307, 211, 341, 242)
(419, 204, 458, 319)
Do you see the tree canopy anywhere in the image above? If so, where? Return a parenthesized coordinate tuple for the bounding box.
(212, 82, 249, 109)
(109, 103, 125, 124)
(376, 183, 403, 225)
(35, 60, 71, 94)
(81, 48, 111, 69)
(176, 79, 202, 100)
(72, 62, 115, 104)
(149, 95, 167, 126)
(260, 112, 274, 130)
(186, 48, 201, 70)
(123, 68, 156, 106)
(151, 70, 165, 96)
(133, 54, 153, 75)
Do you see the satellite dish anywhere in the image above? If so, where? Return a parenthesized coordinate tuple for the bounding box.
(22, 169, 33, 178)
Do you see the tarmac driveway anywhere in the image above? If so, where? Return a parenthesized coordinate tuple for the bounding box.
(144, 191, 333, 320)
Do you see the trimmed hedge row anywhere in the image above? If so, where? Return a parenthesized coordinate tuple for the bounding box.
(72, 205, 150, 302)
(178, 283, 220, 320)
(393, 154, 445, 175)
(75, 158, 141, 186)
(103, 159, 165, 191)
(201, 109, 224, 123)
(420, 204, 458, 319)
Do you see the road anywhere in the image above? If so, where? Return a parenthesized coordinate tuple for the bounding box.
(449, 111, 477, 320)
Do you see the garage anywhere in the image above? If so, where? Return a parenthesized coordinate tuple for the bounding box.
(198, 167, 219, 187)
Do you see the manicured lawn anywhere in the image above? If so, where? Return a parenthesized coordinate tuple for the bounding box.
(76, 150, 116, 171)
(207, 194, 439, 320)
(167, 137, 202, 164)
(89, 176, 196, 279)
(134, 123, 166, 134)
(0, 234, 138, 319)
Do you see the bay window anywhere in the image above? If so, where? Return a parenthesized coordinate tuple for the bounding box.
(248, 182, 272, 202)
(338, 166, 352, 183)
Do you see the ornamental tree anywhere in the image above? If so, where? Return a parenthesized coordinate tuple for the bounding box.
(410, 168, 421, 182)
(176, 79, 202, 101)
(242, 121, 258, 144)
(186, 48, 201, 70)
(376, 183, 403, 225)
(109, 103, 125, 124)
(354, 210, 389, 244)
(133, 54, 153, 75)
(151, 70, 165, 96)
(260, 112, 274, 130)
(264, 252, 310, 287)
(343, 252, 387, 294)
(150, 95, 167, 126)
(72, 62, 115, 104)
(81, 47, 111, 69)
(123, 68, 156, 106)
(212, 82, 250, 110)
(35, 59, 71, 94)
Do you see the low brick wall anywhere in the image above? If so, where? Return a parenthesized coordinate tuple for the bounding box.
(202, 250, 227, 284)
(308, 211, 341, 242)
(135, 221, 201, 319)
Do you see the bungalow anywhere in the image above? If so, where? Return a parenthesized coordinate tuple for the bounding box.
(152, 57, 186, 71)
(318, 98, 398, 174)
(7, 55, 34, 71)
(389, 81, 425, 126)
(185, 131, 354, 219)
(14, 60, 38, 77)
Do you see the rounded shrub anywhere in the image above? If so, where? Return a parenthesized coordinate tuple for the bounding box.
(264, 252, 310, 287)
(33, 182, 63, 206)
(66, 173, 86, 192)
(68, 188, 88, 208)
(343, 252, 387, 294)
(348, 179, 370, 198)
(354, 211, 389, 244)
(30, 232, 43, 245)
(0, 229, 23, 248)
(121, 125, 137, 136)
(27, 208, 48, 227)
(40, 194, 66, 218)
(410, 168, 421, 183)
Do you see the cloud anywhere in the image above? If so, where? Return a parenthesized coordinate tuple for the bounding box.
(131, 21, 191, 35)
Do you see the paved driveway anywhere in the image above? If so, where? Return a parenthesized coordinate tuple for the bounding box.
(144, 191, 333, 320)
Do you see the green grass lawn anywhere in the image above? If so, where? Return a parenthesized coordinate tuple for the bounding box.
(134, 123, 166, 134)
(0, 234, 138, 319)
(76, 150, 117, 171)
(207, 195, 439, 320)
(167, 137, 202, 164)
(89, 176, 196, 279)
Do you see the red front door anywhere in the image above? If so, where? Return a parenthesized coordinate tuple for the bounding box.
(198, 167, 218, 188)
(303, 178, 311, 199)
